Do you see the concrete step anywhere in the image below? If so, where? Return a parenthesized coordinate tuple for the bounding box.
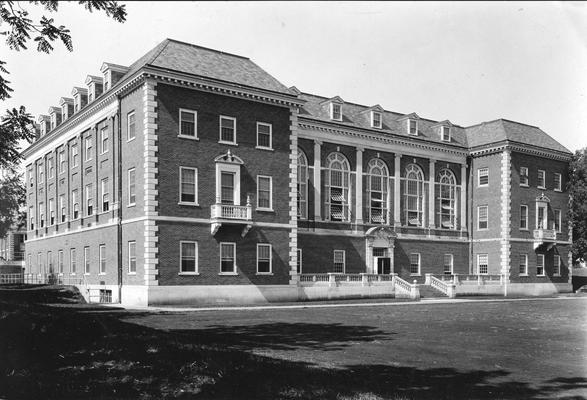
(419, 285, 448, 298)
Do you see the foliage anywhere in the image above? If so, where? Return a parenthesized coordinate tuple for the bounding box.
(0, 166, 25, 237)
(568, 147, 587, 264)
(0, 106, 34, 169)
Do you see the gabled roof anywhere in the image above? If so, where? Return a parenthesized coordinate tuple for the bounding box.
(397, 112, 420, 121)
(319, 96, 344, 105)
(118, 38, 294, 95)
(465, 119, 571, 154)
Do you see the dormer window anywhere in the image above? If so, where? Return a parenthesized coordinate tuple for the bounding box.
(441, 126, 451, 142)
(408, 119, 418, 135)
(100, 63, 129, 93)
(371, 111, 382, 129)
(51, 114, 57, 129)
(330, 103, 342, 121)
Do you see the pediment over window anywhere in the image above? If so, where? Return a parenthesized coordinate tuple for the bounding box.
(214, 150, 244, 165)
(536, 192, 550, 203)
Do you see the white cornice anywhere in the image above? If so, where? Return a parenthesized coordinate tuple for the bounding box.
(470, 141, 572, 161)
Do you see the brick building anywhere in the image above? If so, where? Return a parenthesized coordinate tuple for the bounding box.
(21, 39, 573, 305)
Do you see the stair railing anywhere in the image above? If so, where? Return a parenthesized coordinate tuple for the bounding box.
(393, 274, 420, 299)
(429, 275, 456, 298)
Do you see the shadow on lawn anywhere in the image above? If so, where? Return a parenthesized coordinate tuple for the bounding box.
(1, 301, 586, 399)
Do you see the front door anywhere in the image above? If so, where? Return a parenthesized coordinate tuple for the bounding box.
(376, 257, 391, 274)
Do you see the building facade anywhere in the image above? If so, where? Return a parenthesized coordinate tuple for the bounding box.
(21, 39, 573, 305)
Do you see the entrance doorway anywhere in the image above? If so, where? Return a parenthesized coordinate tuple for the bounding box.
(373, 247, 391, 274)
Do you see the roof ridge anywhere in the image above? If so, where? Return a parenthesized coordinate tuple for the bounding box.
(164, 38, 251, 60)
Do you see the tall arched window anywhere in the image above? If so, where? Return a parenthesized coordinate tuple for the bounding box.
(297, 149, 308, 219)
(325, 152, 350, 221)
(437, 169, 457, 229)
(404, 164, 424, 226)
(367, 158, 389, 224)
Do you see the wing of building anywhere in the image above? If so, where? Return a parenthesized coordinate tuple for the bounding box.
(20, 39, 573, 305)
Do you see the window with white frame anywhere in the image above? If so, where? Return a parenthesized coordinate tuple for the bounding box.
(29, 206, 34, 230)
(554, 255, 560, 276)
(219, 116, 236, 144)
(180, 241, 198, 274)
(38, 164, 44, 184)
(256, 122, 272, 149)
(220, 171, 236, 204)
(85, 136, 92, 161)
(84, 246, 90, 274)
(519, 254, 528, 275)
(127, 111, 136, 141)
(297, 149, 308, 219)
(179, 109, 197, 138)
(72, 189, 79, 219)
(58, 250, 64, 274)
(257, 176, 273, 210)
(408, 119, 418, 135)
(520, 167, 529, 186)
(99, 245, 106, 274)
(441, 126, 451, 142)
(49, 199, 55, 225)
(325, 153, 350, 221)
(257, 244, 272, 274)
(520, 205, 528, 230)
(554, 209, 561, 232)
(367, 158, 389, 224)
(554, 173, 562, 191)
(70, 248, 76, 275)
(59, 195, 65, 222)
(220, 242, 236, 274)
(39, 202, 44, 228)
(333, 250, 345, 273)
(297, 248, 302, 274)
(478, 254, 488, 275)
(443, 254, 453, 275)
(404, 164, 424, 226)
(128, 241, 136, 274)
(179, 167, 197, 204)
(536, 254, 545, 276)
(537, 170, 546, 189)
(371, 111, 382, 128)
(101, 178, 109, 212)
(85, 184, 93, 216)
(478, 205, 488, 230)
(59, 151, 66, 173)
(100, 127, 109, 154)
(47, 251, 53, 273)
(72, 144, 79, 167)
(437, 169, 456, 229)
(478, 167, 489, 187)
(48, 158, 54, 179)
(37, 253, 42, 275)
(330, 103, 342, 121)
(128, 168, 136, 206)
(410, 253, 421, 275)
(27, 167, 33, 187)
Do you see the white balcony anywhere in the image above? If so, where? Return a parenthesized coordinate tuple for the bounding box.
(210, 203, 252, 236)
(533, 229, 557, 249)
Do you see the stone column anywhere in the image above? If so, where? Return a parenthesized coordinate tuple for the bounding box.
(313, 140, 322, 221)
(355, 147, 364, 225)
(428, 159, 436, 229)
(394, 154, 402, 226)
(460, 163, 467, 231)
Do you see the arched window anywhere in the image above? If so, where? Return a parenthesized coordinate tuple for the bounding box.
(366, 158, 389, 224)
(325, 152, 350, 221)
(297, 149, 308, 219)
(437, 169, 457, 229)
(404, 164, 424, 226)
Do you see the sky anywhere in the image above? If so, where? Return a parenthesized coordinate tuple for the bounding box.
(3, 1, 587, 152)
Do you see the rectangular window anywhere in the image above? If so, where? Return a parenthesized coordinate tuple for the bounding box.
(554, 209, 562, 232)
(128, 241, 137, 274)
(84, 246, 90, 274)
(219, 116, 236, 144)
(554, 255, 561, 276)
(47, 251, 53, 273)
(39, 202, 44, 228)
(443, 254, 453, 275)
(70, 248, 76, 275)
(72, 190, 79, 219)
(85, 136, 92, 161)
(478, 205, 488, 230)
(519, 254, 528, 275)
(179, 167, 197, 204)
(85, 184, 93, 216)
(220, 172, 235, 204)
(256, 122, 272, 149)
(536, 254, 545, 276)
(478, 168, 489, 187)
(371, 111, 382, 128)
(554, 173, 562, 191)
(333, 250, 345, 273)
(520, 205, 528, 230)
(72, 144, 79, 167)
(100, 127, 109, 154)
(220, 242, 236, 274)
(101, 178, 109, 212)
(478, 254, 488, 275)
(99, 245, 106, 274)
(409, 119, 418, 135)
(180, 241, 198, 274)
(538, 170, 546, 189)
(59, 195, 65, 223)
(409, 253, 421, 275)
(48, 158, 54, 179)
(49, 199, 55, 225)
(28, 167, 33, 187)
(441, 126, 451, 141)
(29, 206, 34, 230)
(127, 111, 136, 141)
(38, 164, 44, 184)
(520, 167, 529, 186)
(57, 250, 63, 274)
(257, 175, 272, 210)
(331, 103, 342, 120)
(179, 109, 197, 138)
(128, 168, 136, 206)
(297, 248, 302, 274)
(59, 151, 66, 173)
(257, 244, 272, 274)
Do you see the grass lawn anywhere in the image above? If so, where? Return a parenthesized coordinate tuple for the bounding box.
(0, 286, 586, 399)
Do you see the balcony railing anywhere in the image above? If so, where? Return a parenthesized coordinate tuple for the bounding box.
(533, 229, 557, 241)
(211, 203, 252, 221)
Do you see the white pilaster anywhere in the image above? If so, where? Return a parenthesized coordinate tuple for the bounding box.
(355, 147, 364, 225)
(313, 140, 322, 221)
(289, 108, 299, 283)
(500, 149, 511, 282)
(428, 159, 436, 229)
(394, 153, 402, 226)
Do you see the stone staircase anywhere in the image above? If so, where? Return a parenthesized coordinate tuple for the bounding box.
(418, 285, 448, 299)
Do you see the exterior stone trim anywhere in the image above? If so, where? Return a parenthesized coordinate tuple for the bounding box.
(500, 149, 512, 282)
(288, 108, 300, 283)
